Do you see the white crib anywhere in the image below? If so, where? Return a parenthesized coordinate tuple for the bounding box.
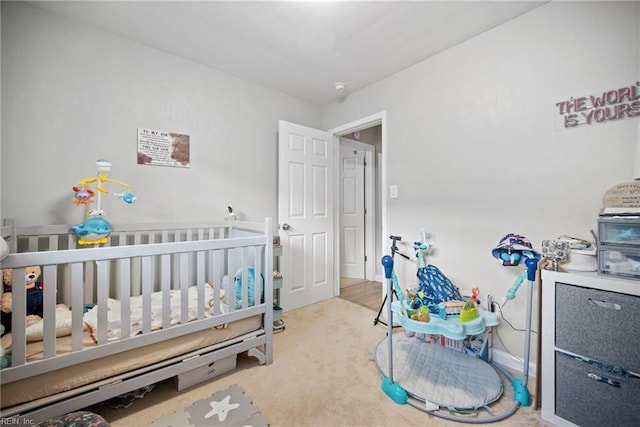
(0, 218, 273, 423)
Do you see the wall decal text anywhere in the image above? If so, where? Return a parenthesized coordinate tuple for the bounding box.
(556, 82, 640, 128)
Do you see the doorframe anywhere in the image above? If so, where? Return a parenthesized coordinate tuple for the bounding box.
(328, 111, 387, 297)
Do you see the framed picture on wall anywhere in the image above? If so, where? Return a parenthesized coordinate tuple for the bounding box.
(137, 127, 190, 168)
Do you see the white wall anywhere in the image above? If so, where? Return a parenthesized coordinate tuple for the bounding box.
(1, 2, 321, 226)
(323, 1, 640, 359)
(2, 1, 639, 364)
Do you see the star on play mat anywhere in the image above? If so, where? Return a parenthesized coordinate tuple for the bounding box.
(160, 384, 264, 426)
(205, 394, 240, 422)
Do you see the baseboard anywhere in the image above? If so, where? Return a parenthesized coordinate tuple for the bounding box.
(491, 348, 537, 380)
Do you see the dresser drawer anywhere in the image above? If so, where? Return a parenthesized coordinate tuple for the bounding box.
(555, 283, 640, 371)
(555, 351, 639, 427)
(598, 218, 640, 247)
(599, 247, 640, 279)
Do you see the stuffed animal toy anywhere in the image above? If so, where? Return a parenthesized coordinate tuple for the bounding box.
(0, 323, 10, 368)
(0, 236, 7, 339)
(410, 306, 430, 322)
(1, 266, 44, 333)
(0, 236, 8, 261)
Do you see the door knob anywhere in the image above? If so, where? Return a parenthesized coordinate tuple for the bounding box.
(281, 223, 291, 231)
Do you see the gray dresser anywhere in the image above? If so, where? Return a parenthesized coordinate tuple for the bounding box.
(541, 270, 640, 427)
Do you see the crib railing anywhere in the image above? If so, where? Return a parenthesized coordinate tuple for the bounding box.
(2, 219, 269, 302)
(0, 218, 273, 383)
(3, 219, 269, 251)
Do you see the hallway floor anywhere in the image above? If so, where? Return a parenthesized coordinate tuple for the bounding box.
(338, 277, 382, 312)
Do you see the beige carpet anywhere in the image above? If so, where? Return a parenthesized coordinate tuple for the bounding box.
(88, 298, 547, 426)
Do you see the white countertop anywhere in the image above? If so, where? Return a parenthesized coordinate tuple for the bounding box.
(541, 269, 640, 297)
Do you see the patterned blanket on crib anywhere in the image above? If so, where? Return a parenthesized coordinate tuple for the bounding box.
(82, 283, 227, 341)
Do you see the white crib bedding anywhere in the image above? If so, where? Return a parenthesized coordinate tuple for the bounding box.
(13, 283, 224, 344)
(82, 283, 225, 341)
(0, 314, 261, 409)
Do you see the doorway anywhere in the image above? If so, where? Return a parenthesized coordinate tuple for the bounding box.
(328, 112, 387, 306)
(339, 137, 374, 280)
(337, 135, 381, 311)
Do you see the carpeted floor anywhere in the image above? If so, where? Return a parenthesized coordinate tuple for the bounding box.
(87, 298, 548, 426)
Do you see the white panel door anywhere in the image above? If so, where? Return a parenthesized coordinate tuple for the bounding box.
(278, 120, 334, 312)
(340, 144, 365, 279)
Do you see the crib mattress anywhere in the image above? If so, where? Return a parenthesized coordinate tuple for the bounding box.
(0, 315, 261, 409)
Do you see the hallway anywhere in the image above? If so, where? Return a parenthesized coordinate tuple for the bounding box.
(338, 277, 382, 312)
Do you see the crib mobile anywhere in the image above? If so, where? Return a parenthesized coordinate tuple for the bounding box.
(71, 159, 136, 245)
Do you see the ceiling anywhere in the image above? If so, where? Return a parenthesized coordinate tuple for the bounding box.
(26, 1, 547, 105)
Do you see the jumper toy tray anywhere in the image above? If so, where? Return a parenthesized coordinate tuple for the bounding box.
(391, 301, 499, 340)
